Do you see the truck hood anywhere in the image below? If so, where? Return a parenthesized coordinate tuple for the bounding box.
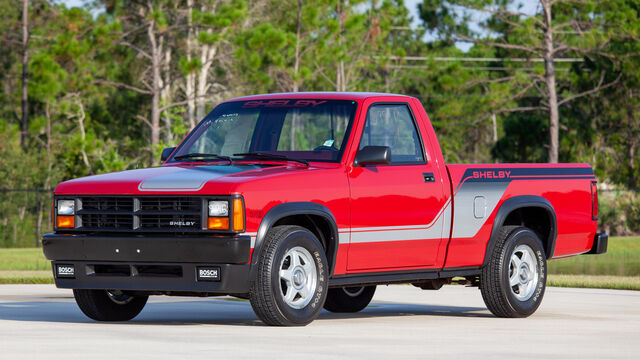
(54, 163, 311, 195)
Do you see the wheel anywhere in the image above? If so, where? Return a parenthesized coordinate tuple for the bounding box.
(73, 289, 148, 321)
(480, 226, 547, 318)
(323, 286, 376, 313)
(249, 225, 329, 326)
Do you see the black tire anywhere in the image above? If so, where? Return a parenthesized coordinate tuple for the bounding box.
(480, 226, 547, 318)
(323, 286, 376, 313)
(73, 289, 148, 321)
(249, 225, 329, 326)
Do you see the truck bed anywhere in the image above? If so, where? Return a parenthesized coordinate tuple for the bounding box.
(443, 163, 597, 268)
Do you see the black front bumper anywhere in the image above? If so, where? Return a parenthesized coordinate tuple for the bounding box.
(42, 233, 252, 294)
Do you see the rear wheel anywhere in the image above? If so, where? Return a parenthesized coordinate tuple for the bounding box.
(249, 225, 329, 326)
(73, 289, 148, 321)
(480, 226, 547, 317)
(323, 286, 376, 313)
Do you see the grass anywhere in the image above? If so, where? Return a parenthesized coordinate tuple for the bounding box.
(0, 237, 638, 289)
(548, 274, 640, 291)
(0, 248, 51, 271)
(0, 248, 53, 284)
(548, 236, 640, 277)
(0, 270, 53, 284)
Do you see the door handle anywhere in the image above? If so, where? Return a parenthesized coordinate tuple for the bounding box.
(423, 172, 435, 183)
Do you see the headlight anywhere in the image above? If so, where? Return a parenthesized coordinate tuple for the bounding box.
(57, 200, 75, 215)
(208, 201, 229, 217)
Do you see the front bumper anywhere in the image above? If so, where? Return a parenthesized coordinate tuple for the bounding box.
(42, 233, 252, 294)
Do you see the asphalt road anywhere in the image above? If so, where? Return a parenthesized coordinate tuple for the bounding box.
(0, 284, 638, 359)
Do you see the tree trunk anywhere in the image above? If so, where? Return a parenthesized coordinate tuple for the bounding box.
(628, 89, 636, 188)
(35, 191, 41, 247)
(162, 46, 173, 144)
(492, 113, 498, 143)
(45, 101, 52, 234)
(542, 0, 559, 163)
(336, 0, 346, 92)
(186, 0, 196, 129)
(148, 21, 162, 162)
(292, 0, 302, 92)
(21, 0, 29, 151)
(74, 99, 93, 173)
(196, 41, 216, 121)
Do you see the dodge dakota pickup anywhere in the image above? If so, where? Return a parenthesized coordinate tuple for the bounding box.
(43, 92, 607, 326)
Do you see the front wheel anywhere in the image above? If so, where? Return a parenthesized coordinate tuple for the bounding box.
(73, 289, 148, 321)
(480, 226, 547, 318)
(249, 225, 329, 326)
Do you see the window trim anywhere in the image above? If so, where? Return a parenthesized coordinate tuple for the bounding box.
(354, 101, 427, 166)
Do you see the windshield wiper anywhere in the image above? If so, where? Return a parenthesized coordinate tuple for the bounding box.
(233, 152, 309, 167)
(173, 153, 232, 164)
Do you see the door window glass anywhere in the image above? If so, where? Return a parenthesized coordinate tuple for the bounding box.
(358, 104, 425, 164)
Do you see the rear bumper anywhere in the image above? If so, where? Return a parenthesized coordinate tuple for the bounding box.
(42, 233, 252, 294)
(587, 233, 608, 254)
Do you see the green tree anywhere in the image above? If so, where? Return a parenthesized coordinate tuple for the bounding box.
(419, 0, 621, 163)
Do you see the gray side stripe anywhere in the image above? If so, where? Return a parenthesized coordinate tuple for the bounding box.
(350, 199, 452, 244)
(251, 177, 507, 247)
(451, 182, 508, 238)
(339, 233, 349, 245)
(333, 178, 507, 244)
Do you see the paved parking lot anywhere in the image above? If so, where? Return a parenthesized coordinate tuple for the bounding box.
(0, 284, 638, 359)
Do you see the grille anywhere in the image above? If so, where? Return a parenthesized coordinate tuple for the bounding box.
(138, 214, 201, 229)
(139, 197, 201, 212)
(81, 214, 134, 229)
(81, 197, 134, 211)
(75, 196, 204, 232)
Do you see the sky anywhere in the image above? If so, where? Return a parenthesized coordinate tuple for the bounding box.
(57, 0, 541, 52)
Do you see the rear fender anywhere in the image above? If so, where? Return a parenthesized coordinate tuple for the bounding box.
(483, 195, 557, 267)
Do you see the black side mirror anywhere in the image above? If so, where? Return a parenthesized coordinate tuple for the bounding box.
(354, 146, 391, 166)
(161, 147, 176, 162)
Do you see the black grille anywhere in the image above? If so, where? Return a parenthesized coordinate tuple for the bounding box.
(139, 197, 200, 212)
(74, 196, 205, 233)
(80, 197, 134, 211)
(81, 214, 133, 229)
(138, 214, 201, 229)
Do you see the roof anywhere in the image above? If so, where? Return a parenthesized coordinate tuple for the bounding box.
(226, 92, 416, 102)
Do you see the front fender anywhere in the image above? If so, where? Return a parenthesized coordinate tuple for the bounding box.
(250, 202, 339, 279)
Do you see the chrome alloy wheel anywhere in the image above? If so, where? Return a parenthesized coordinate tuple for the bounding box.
(279, 246, 318, 309)
(508, 244, 539, 301)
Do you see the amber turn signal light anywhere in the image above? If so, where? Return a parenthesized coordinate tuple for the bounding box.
(56, 216, 75, 228)
(232, 198, 245, 232)
(208, 217, 229, 230)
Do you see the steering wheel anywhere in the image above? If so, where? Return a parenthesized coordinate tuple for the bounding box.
(313, 145, 339, 152)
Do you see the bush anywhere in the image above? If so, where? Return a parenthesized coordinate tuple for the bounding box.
(598, 188, 640, 236)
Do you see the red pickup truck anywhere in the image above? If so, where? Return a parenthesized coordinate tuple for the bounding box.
(43, 92, 607, 326)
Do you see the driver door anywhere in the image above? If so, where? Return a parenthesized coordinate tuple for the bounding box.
(347, 103, 448, 271)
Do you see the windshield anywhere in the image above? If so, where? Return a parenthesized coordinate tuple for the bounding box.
(170, 99, 358, 163)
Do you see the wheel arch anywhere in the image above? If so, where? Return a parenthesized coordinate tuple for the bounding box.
(483, 195, 557, 267)
(251, 202, 339, 278)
